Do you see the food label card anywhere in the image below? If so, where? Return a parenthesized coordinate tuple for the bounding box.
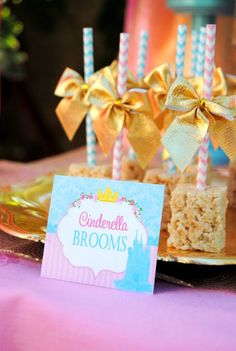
(41, 176, 164, 293)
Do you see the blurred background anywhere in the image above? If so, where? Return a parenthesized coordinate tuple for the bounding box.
(1, 0, 235, 162)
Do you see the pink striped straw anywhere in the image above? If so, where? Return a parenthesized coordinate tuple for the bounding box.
(196, 24, 216, 191)
(112, 33, 129, 180)
(129, 30, 149, 161)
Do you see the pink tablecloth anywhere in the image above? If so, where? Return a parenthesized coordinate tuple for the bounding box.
(0, 254, 236, 351)
(0, 152, 236, 350)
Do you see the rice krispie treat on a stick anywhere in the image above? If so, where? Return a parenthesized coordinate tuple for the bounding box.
(227, 160, 236, 208)
(178, 159, 211, 185)
(179, 164, 197, 184)
(143, 168, 180, 190)
(121, 157, 145, 181)
(143, 163, 212, 230)
(143, 168, 180, 230)
(68, 163, 112, 178)
(168, 184, 228, 253)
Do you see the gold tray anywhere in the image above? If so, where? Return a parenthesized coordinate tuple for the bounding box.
(0, 174, 235, 265)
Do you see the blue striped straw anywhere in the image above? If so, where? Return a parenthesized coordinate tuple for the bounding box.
(166, 24, 187, 175)
(175, 24, 187, 77)
(129, 30, 149, 161)
(190, 29, 199, 76)
(83, 27, 96, 167)
(137, 30, 149, 80)
(195, 27, 206, 77)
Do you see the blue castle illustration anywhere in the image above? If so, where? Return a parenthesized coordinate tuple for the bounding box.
(114, 233, 152, 293)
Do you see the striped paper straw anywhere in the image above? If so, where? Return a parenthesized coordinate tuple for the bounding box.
(129, 30, 149, 160)
(112, 33, 129, 180)
(137, 30, 149, 80)
(195, 27, 206, 77)
(175, 24, 187, 77)
(83, 27, 96, 167)
(197, 24, 216, 191)
(190, 29, 199, 76)
(166, 24, 187, 174)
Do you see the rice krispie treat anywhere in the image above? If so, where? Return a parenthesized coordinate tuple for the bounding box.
(143, 168, 180, 190)
(179, 160, 211, 185)
(227, 160, 236, 208)
(68, 163, 112, 178)
(143, 168, 180, 230)
(121, 157, 145, 181)
(143, 163, 212, 230)
(179, 164, 197, 184)
(168, 184, 228, 253)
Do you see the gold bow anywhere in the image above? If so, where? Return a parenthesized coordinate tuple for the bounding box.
(54, 62, 144, 141)
(225, 74, 236, 95)
(108, 60, 148, 90)
(162, 77, 236, 171)
(55, 67, 90, 140)
(144, 63, 174, 131)
(86, 67, 161, 168)
(190, 67, 227, 97)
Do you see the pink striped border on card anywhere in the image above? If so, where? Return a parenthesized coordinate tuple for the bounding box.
(41, 234, 124, 288)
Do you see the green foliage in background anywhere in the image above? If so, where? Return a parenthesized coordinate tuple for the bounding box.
(0, 0, 27, 80)
(0, 0, 67, 80)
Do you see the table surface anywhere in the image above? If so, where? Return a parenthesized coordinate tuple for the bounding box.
(0, 149, 236, 351)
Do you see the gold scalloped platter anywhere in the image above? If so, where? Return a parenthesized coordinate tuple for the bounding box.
(0, 172, 235, 265)
(0, 175, 52, 241)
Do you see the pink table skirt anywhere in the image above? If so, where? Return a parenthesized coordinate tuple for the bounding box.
(0, 254, 236, 351)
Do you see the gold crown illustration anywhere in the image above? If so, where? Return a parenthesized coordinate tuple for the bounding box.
(97, 187, 119, 203)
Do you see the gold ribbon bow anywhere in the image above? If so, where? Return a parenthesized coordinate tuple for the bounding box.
(190, 67, 227, 97)
(54, 67, 91, 140)
(108, 60, 148, 90)
(162, 77, 236, 171)
(86, 67, 161, 168)
(54, 63, 142, 141)
(144, 63, 174, 131)
(225, 74, 236, 95)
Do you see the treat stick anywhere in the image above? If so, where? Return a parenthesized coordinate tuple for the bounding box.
(189, 27, 205, 165)
(190, 29, 199, 76)
(175, 24, 187, 77)
(129, 30, 149, 160)
(166, 24, 187, 174)
(137, 30, 149, 80)
(195, 27, 206, 77)
(83, 27, 96, 167)
(197, 24, 216, 191)
(112, 33, 129, 180)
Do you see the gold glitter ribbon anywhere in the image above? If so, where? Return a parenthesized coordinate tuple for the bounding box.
(144, 63, 174, 131)
(54, 62, 142, 141)
(190, 67, 227, 97)
(225, 74, 236, 95)
(107, 60, 146, 90)
(55, 67, 90, 140)
(191, 69, 236, 96)
(162, 77, 236, 171)
(86, 67, 161, 168)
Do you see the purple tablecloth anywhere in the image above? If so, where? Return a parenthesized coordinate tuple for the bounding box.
(0, 253, 236, 351)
